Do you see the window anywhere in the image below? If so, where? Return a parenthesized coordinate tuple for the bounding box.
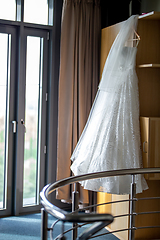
(0, 0, 59, 217)
(24, 0, 48, 25)
(0, 0, 53, 26)
(0, 33, 11, 209)
(0, 0, 16, 21)
(23, 36, 43, 206)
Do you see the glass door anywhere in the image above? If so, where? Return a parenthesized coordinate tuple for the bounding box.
(0, 33, 11, 210)
(0, 26, 48, 216)
(16, 28, 48, 214)
(23, 35, 44, 206)
(0, 26, 16, 216)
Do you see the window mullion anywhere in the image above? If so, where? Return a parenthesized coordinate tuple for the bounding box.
(48, 0, 54, 26)
(16, 0, 24, 22)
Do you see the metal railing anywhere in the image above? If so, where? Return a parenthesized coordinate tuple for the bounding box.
(40, 167, 160, 240)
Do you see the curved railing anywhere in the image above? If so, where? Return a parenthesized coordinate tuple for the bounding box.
(40, 167, 160, 240)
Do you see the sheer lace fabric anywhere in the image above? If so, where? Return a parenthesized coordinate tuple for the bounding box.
(70, 15, 148, 194)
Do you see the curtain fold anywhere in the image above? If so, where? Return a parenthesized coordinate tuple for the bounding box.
(56, 0, 101, 203)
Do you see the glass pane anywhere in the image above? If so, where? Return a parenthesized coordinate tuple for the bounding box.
(0, 0, 16, 21)
(0, 34, 11, 209)
(23, 36, 43, 206)
(24, 0, 48, 25)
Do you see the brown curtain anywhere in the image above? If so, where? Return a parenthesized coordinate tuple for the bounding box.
(56, 0, 101, 203)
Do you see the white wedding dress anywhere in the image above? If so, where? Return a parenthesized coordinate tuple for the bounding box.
(70, 15, 148, 194)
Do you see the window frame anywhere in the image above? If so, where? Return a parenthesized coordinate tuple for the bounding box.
(16, 0, 54, 25)
(0, 25, 17, 217)
(16, 27, 49, 215)
(0, 0, 64, 216)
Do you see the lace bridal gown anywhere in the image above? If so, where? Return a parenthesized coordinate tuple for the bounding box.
(70, 15, 148, 194)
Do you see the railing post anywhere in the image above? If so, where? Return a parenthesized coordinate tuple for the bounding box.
(72, 183, 79, 240)
(41, 208, 48, 240)
(129, 175, 136, 240)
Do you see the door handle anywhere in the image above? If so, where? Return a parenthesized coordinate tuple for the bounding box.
(143, 141, 147, 153)
(12, 120, 17, 133)
(21, 119, 26, 133)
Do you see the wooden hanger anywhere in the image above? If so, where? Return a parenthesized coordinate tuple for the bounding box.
(127, 29, 140, 47)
